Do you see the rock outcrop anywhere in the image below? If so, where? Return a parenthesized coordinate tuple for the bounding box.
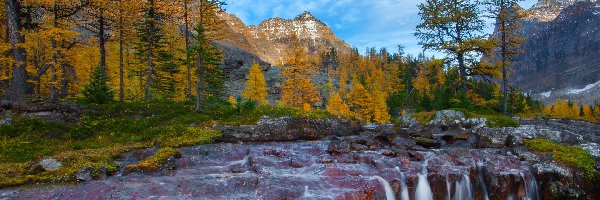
(503, 0, 600, 104)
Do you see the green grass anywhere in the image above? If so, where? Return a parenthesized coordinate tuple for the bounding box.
(525, 138, 597, 180)
(486, 116, 519, 128)
(0, 98, 341, 188)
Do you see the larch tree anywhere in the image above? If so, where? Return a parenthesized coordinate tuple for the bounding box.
(483, 0, 526, 115)
(242, 61, 268, 105)
(348, 77, 374, 122)
(109, 0, 140, 101)
(279, 35, 321, 109)
(326, 92, 350, 118)
(0, 1, 11, 94)
(415, 0, 489, 90)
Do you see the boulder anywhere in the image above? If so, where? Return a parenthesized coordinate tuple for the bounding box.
(215, 116, 362, 143)
(391, 137, 416, 150)
(429, 110, 466, 126)
(39, 158, 63, 171)
(415, 138, 441, 148)
(327, 140, 351, 155)
(76, 167, 94, 181)
(400, 113, 419, 127)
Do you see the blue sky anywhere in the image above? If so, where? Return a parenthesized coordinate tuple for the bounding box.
(226, 0, 538, 56)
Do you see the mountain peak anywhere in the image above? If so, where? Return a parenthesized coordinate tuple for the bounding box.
(295, 11, 317, 21)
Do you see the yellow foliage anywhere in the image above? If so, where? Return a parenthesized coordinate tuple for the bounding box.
(279, 36, 321, 108)
(303, 103, 312, 112)
(242, 62, 269, 105)
(326, 92, 351, 118)
(543, 100, 597, 122)
(228, 96, 237, 108)
(348, 79, 374, 122)
(372, 90, 390, 123)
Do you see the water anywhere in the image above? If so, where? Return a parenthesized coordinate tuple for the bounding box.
(476, 162, 489, 200)
(453, 174, 473, 200)
(374, 176, 396, 200)
(446, 175, 451, 200)
(399, 169, 410, 200)
(521, 173, 540, 200)
(414, 153, 433, 200)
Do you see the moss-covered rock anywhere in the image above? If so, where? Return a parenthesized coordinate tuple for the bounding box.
(123, 148, 182, 174)
(525, 138, 597, 180)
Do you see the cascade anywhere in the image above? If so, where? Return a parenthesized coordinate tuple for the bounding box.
(396, 167, 410, 200)
(446, 175, 451, 200)
(374, 176, 396, 200)
(453, 174, 473, 200)
(476, 162, 489, 200)
(414, 153, 433, 200)
(521, 173, 540, 200)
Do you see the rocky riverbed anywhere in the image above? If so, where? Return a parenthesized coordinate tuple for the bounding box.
(1, 113, 599, 200)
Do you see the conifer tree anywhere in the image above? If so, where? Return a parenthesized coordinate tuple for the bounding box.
(189, 23, 223, 112)
(326, 92, 351, 118)
(348, 78, 374, 122)
(483, 0, 526, 115)
(372, 89, 390, 123)
(242, 61, 268, 105)
(280, 35, 321, 109)
(82, 65, 114, 104)
(415, 0, 489, 90)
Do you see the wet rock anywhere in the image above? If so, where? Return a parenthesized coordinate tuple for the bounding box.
(391, 137, 416, 150)
(429, 110, 466, 126)
(579, 143, 600, 158)
(76, 167, 93, 181)
(327, 140, 351, 155)
(215, 116, 362, 143)
(350, 143, 368, 151)
(0, 117, 11, 126)
(415, 137, 441, 148)
(39, 158, 62, 171)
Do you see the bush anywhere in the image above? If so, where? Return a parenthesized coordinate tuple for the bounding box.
(525, 139, 597, 180)
(486, 116, 519, 128)
(413, 111, 435, 124)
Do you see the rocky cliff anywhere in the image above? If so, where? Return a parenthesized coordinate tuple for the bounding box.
(508, 0, 600, 104)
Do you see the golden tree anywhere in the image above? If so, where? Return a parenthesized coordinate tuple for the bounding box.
(372, 89, 390, 123)
(279, 36, 321, 109)
(326, 92, 351, 118)
(242, 61, 268, 104)
(348, 78, 374, 122)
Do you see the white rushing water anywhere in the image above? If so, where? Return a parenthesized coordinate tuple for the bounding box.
(415, 153, 433, 200)
(446, 175, 452, 200)
(454, 174, 473, 200)
(374, 176, 396, 200)
(476, 162, 489, 200)
(397, 167, 410, 200)
(521, 173, 540, 200)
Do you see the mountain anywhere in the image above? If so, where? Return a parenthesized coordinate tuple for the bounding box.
(214, 11, 352, 103)
(217, 11, 352, 65)
(507, 0, 600, 104)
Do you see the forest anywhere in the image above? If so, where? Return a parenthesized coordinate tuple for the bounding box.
(0, 0, 599, 190)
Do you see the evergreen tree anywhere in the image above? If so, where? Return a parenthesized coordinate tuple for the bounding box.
(348, 78, 374, 122)
(82, 65, 114, 104)
(280, 35, 321, 109)
(189, 23, 224, 112)
(134, 0, 177, 100)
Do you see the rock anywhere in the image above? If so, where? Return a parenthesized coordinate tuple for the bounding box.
(429, 110, 466, 126)
(463, 118, 487, 130)
(215, 116, 362, 143)
(0, 117, 11, 126)
(400, 113, 419, 127)
(39, 158, 63, 171)
(327, 140, 351, 155)
(415, 138, 440, 148)
(391, 137, 416, 150)
(24, 162, 46, 174)
(579, 143, 600, 158)
(76, 167, 94, 181)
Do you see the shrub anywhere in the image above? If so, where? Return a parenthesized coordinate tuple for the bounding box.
(413, 111, 435, 124)
(81, 65, 114, 104)
(525, 139, 597, 180)
(486, 116, 519, 128)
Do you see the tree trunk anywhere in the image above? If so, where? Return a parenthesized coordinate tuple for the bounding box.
(184, 0, 192, 100)
(98, 10, 107, 71)
(195, 56, 203, 112)
(501, 17, 508, 116)
(5, 0, 29, 100)
(457, 53, 467, 90)
(119, 9, 124, 101)
(144, 0, 155, 101)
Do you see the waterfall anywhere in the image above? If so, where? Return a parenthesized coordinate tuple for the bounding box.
(521, 173, 540, 200)
(453, 174, 473, 200)
(414, 154, 433, 200)
(400, 171, 410, 200)
(446, 175, 451, 200)
(476, 162, 489, 200)
(374, 176, 396, 200)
